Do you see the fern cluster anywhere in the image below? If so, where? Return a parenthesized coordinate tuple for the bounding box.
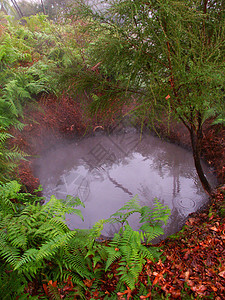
(0, 181, 90, 298)
(0, 14, 100, 181)
(0, 16, 65, 181)
(0, 180, 170, 297)
(104, 196, 170, 289)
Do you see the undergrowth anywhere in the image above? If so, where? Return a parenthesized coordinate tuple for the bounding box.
(0, 14, 87, 182)
(0, 181, 170, 298)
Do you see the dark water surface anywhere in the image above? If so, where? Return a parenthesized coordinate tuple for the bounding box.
(35, 131, 216, 240)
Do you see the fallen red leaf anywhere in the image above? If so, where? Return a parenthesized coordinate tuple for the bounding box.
(83, 279, 95, 288)
(43, 284, 48, 296)
(117, 287, 132, 299)
(191, 284, 207, 295)
(218, 270, 225, 278)
(92, 290, 99, 298)
(48, 280, 57, 287)
(140, 291, 151, 299)
(152, 272, 159, 285)
(170, 289, 181, 298)
(184, 269, 191, 281)
(210, 285, 218, 292)
(210, 226, 219, 232)
(183, 250, 191, 260)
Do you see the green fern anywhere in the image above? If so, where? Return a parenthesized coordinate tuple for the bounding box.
(0, 181, 103, 296)
(108, 196, 170, 242)
(0, 261, 30, 300)
(0, 180, 170, 295)
(104, 225, 150, 290)
(46, 285, 62, 300)
(109, 195, 141, 227)
(87, 218, 108, 246)
(0, 180, 20, 214)
(64, 250, 93, 278)
(103, 197, 170, 290)
(139, 198, 171, 243)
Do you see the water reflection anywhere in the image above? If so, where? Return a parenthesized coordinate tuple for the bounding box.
(35, 132, 216, 240)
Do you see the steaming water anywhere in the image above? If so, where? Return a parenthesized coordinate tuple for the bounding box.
(35, 131, 216, 241)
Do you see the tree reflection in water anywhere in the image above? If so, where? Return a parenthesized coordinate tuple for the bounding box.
(35, 131, 216, 239)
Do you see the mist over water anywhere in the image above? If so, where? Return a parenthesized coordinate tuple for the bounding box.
(35, 131, 216, 240)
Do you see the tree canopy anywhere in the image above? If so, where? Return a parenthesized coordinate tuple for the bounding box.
(65, 0, 225, 194)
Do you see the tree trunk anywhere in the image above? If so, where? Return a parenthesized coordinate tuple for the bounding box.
(40, 0, 46, 15)
(190, 126, 212, 195)
(11, 0, 23, 18)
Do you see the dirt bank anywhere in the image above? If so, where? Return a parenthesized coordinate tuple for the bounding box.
(12, 93, 126, 192)
(12, 94, 101, 192)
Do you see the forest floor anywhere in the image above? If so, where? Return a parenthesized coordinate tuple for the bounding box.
(11, 94, 225, 299)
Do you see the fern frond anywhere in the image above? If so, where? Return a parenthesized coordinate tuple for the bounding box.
(48, 218, 70, 232)
(64, 251, 93, 279)
(47, 285, 61, 300)
(0, 132, 12, 143)
(116, 195, 141, 212)
(117, 265, 137, 290)
(105, 247, 122, 271)
(67, 230, 90, 250)
(8, 229, 28, 250)
(0, 181, 21, 214)
(141, 223, 164, 243)
(109, 195, 141, 225)
(0, 263, 28, 300)
(0, 244, 20, 268)
(87, 219, 107, 244)
(62, 270, 85, 288)
(138, 245, 155, 261)
(104, 222, 164, 290)
(34, 220, 68, 241)
(14, 248, 39, 270)
(36, 231, 76, 262)
(64, 195, 85, 208)
(44, 195, 84, 220)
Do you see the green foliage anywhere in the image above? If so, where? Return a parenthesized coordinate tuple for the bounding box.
(0, 181, 89, 297)
(0, 181, 170, 295)
(0, 16, 171, 294)
(68, 0, 225, 126)
(66, 0, 225, 193)
(0, 131, 26, 182)
(139, 199, 171, 243)
(213, 114, 225, 125)
(109, 195, 170, 242)
(0, 180, 21, 215)
(0, 15, 64, 181)
(0, 262, 32, 300)
(0, 72, 27, 181)
(105, 226, 148, 289)
(104, 196, 170, 289)
(0, 198, 83, 272)
(0, 13, 110, 182)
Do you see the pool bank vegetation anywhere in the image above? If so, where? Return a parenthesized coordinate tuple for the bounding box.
(0, 0, 225, 298)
